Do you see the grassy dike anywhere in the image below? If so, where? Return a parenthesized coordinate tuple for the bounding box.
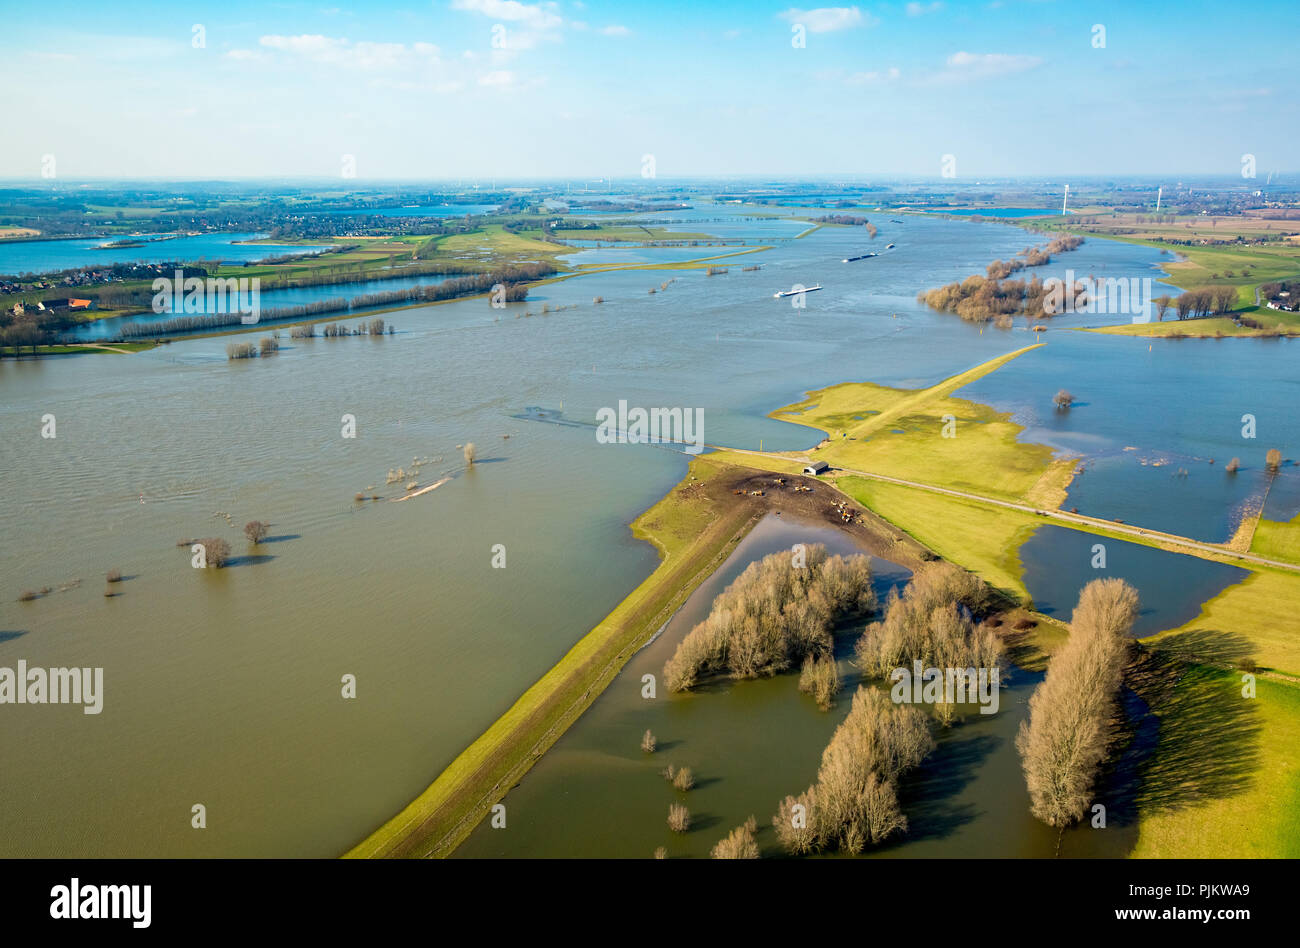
(0, 341, 160, 357)
(346, 455, 770, 858)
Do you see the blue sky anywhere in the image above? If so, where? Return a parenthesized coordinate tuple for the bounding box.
(5, 0, 1296, 180)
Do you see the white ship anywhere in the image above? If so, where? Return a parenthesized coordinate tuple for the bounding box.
(773, 285, 824, 298)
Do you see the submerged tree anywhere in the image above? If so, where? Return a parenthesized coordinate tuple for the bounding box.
(854, 562, 1001, 726)
(196, 537, 232, 569)
(772, 688, 933, 854)
(711, 817, 759, 859)
(244, 521, 268, 543)
(672, 766, 695, 792)
(667, 803, 690, 833)
(664, 545, 875, 692)
(798, 653, 840, 711)
(1053, 389, 1075, 410)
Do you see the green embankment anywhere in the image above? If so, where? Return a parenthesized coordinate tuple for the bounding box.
(1, 341, 158, 357)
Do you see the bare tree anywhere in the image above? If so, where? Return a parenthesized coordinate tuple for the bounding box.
(772, 688, 932, 854)
(773, 788, 820, 855)
(667, 803, 690, 833)
(853, 561, 998, 725)
(1016, 578, 1137, 827)
(244, 521, 269, 543)
(671, 766, 695, 791)
(1266, 448, 1282, 473)
(711, 818, 760, 859)
(463, 442, 477, 466)
(664, 545, 874, 692)
(798, 654, 840, 710)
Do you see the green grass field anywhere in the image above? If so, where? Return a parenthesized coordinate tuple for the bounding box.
(1251, 512, 1300, 565)
(772, 344, 1075, 506)
(837, 474, 1036, 601)
(1130, 668, 1300, 858)
(430, 225, 567, 264)
(1130, 567, 1300, 855)
(1148, 569, 1300, 677)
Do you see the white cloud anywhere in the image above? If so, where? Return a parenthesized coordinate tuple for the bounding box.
(600, 25, 631, 36)
(478, 69, 515, 86)
(451, 0, 562, 31)
(932, 51, 1042, 81)
(257, 34, 441, 70)
(845, 66, 900, 83)
(906, 1, 943, 15)
(777, 7, 873, 33)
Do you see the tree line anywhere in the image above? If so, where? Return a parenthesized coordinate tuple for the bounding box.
(117, 262, 555, 339)
(1016, 578, 1137, 827)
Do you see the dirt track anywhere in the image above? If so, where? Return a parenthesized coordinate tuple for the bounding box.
(699, 467, 936, 572)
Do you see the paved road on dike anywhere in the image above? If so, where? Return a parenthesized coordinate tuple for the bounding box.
(709, 445, 1300, 575)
